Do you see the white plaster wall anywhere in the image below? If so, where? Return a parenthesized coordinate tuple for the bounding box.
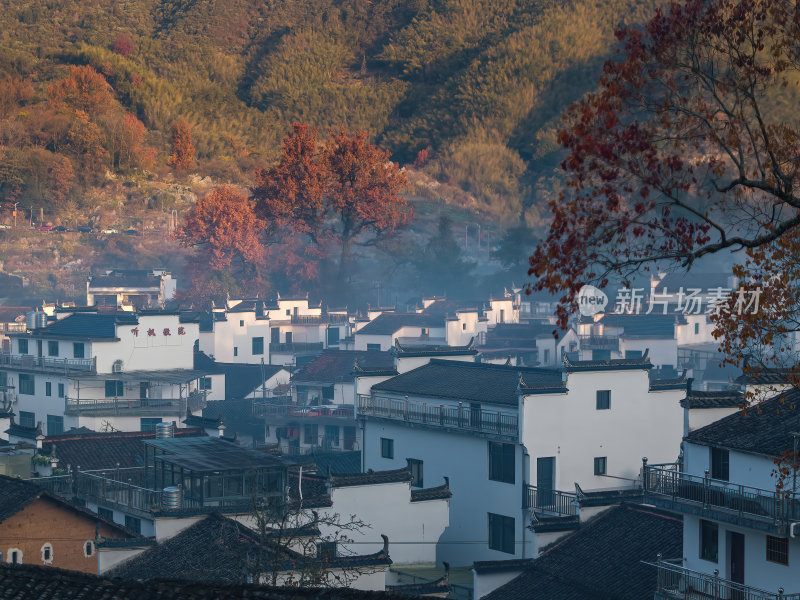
(98, 545, 150, 573)
(687, 407, 739, 433)
(395, 354, 475, 375)
(153, 514, 205, 542)
(85, 501, 156, 537)
(523, 370, 683, 491)
(682, 441, 777, 490)
(324, 480, 449, 564)
(354, 334, 392, 352)
(211, 315, 271, 364)
(619, 338, 677, 367)
(676, 315, 716, 345)
(355, 375, 396, 398)
(363, 420, 529, 565)
(473, 569, 525, 599)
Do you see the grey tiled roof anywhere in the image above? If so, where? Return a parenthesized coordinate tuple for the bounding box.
(357, 313, 444, 336)
(372, 359, 562, 406)
(680, 390, 744, 409)
(597, 314, 676, 339)
(18, 312, 138, 339)
(0, 474, 41, 524)
(563, 353, 653, 372)
(410, 484, 451, 502)
(1, 562, 409, 599)
(293, 350, 394, 383)
(686, 390, 800, 457)
(330, 468, 412, 488)
(734, 368, 794, 385)
(483, 504, 682, 600)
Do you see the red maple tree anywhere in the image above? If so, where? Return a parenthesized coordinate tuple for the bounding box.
(168, 118, 196, 171)
(48, 65, 115, 115)
(112, 34, 135, 58)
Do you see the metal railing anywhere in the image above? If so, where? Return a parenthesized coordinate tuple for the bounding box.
(648, 557, 800, 600)
(64, 396, 187, 416)
(253, 403, 354, 420)
(524, 484, 579, 517)
(0, 351, 96, 374)
(77, 469, 162, 513)
(357, 395, 518, 439)
(643, 464, 800, 525)
(578, 335, 620, 350)
(269, 342, 324, 353)
(0, 323, 26, 333)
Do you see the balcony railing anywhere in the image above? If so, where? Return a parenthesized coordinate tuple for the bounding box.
(524, 484, 579, 517)
(269, 342, 324, 354)
(578, 335, 620, 350)
(0, 323, 26, 333)
(65, 396, 189, 416)
(0, 352, 96, 374)
(290, 314, 350, 325)
(253, 403, 354, 420)
(643, 464, 800, 526)
(357, 395, 518, 439)
(649, 557, 800, 600)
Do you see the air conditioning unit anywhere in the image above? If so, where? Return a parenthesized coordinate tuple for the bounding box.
(790, 523, 800, 538)
(112, 360, 123, 373)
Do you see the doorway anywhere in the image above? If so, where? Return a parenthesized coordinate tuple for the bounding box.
(729, 531, 745, 585)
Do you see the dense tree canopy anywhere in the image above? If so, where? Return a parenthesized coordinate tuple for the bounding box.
(529, 0, 800, 329)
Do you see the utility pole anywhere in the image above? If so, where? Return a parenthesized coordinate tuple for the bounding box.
(12, 202, 18, 228)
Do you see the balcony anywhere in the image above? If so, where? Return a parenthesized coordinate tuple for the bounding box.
(64, 396, 194, 417)
(0, 323, 26, 334)
(357, 394, 518, 440)
(269, 342, 324, 354)
(649, 557, 800, 600)
(0, 351, 96, 375)
(524, 484, 579, 517)
(578, 335, 620, 351)
(253, 403, 354, 420)
(643, 464, 800, 534)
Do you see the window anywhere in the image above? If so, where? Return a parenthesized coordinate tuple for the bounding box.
(45, 381, 52, 396)
(41, 543, 53, 564)
(140, 417, 162, 432)
(317, 541, 337, 560)
(543, 349, 550, 363)
(18, 339, 28, 354)
(84, 541, 95, 557)
(6, 548, 22, 564)
(105, 380, 124, 397)
(408, 459, 423, 488)
(366, 343, 381, 351)
(199, 377, 212, 391)
(233, 347, 238, 357)
(327, 328, 340, 345)
(47, 341, 58, 357)
(325, 425, 340, 447)
(286, 309, 291, 316)
(304, 424, 318, 444)
(594, 456, 607, 476)
(596, 390, 611, 410)
(488, 513, 515, 554)
(271, 328, 280, 343)
(19, 374, 34, 395)
(73, 342, 84, 359)
(47, 415, 63, 436)
(57, 383, 64, 398)
(252, 336, 264, 355)
(124, 515, 142, 534)
(694, 322, 700, 335)
(285, 332, 293, 344)
(710, 447, 730, 481)
(239, 319, 244, 327)
(97, 507, 114, 521)
(462, 323, 467, 330)
(488, 442, 515, 484)
(767, 536, 789, 565)
(322, 386, 334, 401)
(18, 411, 34, 429)
(381, 438, 394, 459)
(699, 520, 718, 562)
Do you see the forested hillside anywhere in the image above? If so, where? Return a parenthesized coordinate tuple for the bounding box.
(0, 0, 663, 225)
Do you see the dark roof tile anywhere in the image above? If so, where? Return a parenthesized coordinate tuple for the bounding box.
(294, 350, 394, 384)
(330, 468, 412, 488)
(483, 504, 682, 600)
(357, 313, 444, 336)
(680, 390, 745, 409)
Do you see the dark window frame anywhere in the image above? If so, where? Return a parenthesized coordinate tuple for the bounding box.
(596, 390, 611, 410)
(381, 438, 394, 459)
(700, 519, 719, 563)
(488, 513, 515, 554)
(767, 535, 789, 566)
(252, 336, 264, 355)
(47, 341, 58, 357)
(105, 380, 124, 398)
(488, 442, 515, 484)
(594, 456, 607, 476)
(73, 342, 85, 359)
(408, 458, 423, 488)
(18, 339, 28, 354)
(710, 447, 730, 481)
(19, 374, 34, 395)
(45, 381, 52, 397)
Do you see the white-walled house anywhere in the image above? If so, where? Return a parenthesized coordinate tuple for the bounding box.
(578, 313, 679, 369)
(0, 312, 207, 435)
(644, 390, 800, 599)
(358, 355, 686, 565)
(87, 269, 176, 309)
(353, 314, 447, 351)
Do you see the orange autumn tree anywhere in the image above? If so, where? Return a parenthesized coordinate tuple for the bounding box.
(48, 65, 115, 115)
(252, 124, 411, 289)
(168, 118, 196, 171)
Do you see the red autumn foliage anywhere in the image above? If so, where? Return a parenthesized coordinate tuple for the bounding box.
(168, 118, 196, 171)
(528, 0, 800, 329)
(0, 75, 34, 118)
(413, 146, 432, 168)
(48, 65, 115, 115)
(112, 34, 135, 58)
(176, 185, 265, 270)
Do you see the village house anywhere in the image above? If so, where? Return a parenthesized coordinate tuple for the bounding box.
(644, 390, 800, 599)
(0, 311, 207, 436)
(577, 313, 679, 369)
(86, 269, 177, 310)
(478, 322, 578, 367)
(0, 474, 137, 572)
(357, 355, 686, 564)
